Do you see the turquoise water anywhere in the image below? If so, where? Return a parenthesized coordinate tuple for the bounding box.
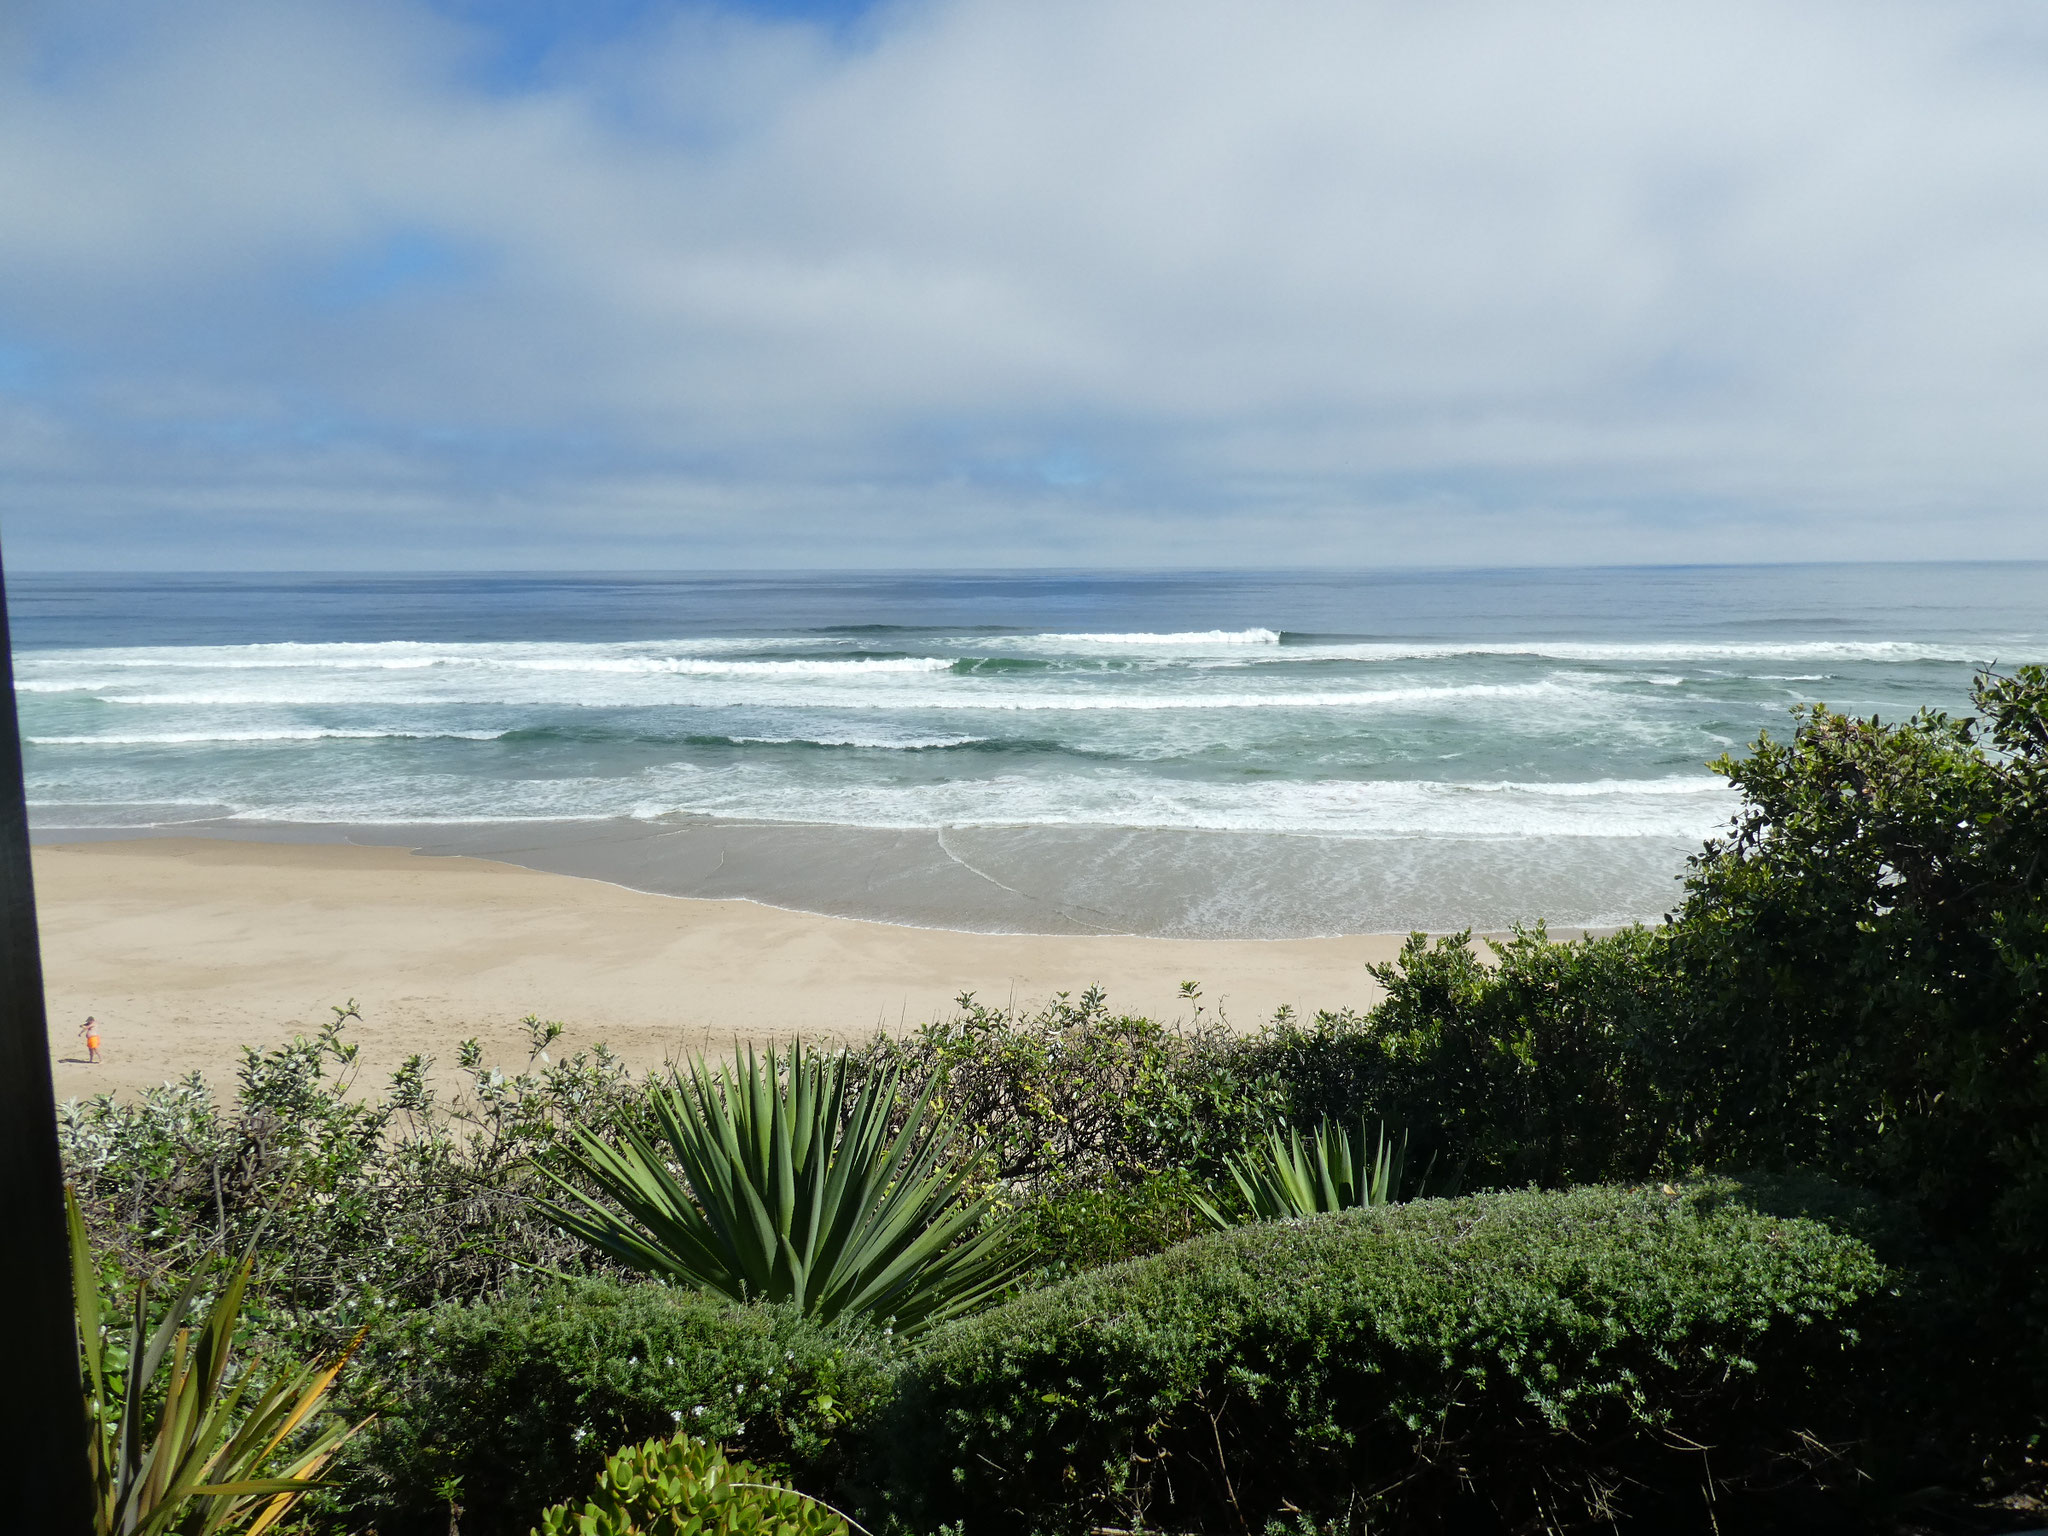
(12, 565, 2045, 932)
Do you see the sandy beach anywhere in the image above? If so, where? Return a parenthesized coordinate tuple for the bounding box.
(35, 837, 1412, 1103)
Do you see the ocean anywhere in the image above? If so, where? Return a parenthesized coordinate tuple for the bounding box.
(12, 564, 2044, 938)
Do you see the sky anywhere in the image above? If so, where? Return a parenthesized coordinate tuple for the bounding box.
(4, 0, 2048, 570)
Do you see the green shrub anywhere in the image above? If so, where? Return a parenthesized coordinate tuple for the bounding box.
(1343, 923, 1682, 1188)
(1001, 1170, 1212, 1288)
(335, 1280, 895, 1536)
(847, 985, 1287, 1186)
(59, 1009, 645, 1353)
(535, 1432, 847, 1536)
(882, 1183, 1886, 1534)
(1668, 667, 2048, 1299)
(1714, 1171, 2039, 1505)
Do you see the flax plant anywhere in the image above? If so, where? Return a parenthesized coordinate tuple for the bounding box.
(540, 1042, 1013, 1334)
(67, 1188, 366, 1536)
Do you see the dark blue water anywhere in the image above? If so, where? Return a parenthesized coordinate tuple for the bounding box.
(12, 563, 2042, 649)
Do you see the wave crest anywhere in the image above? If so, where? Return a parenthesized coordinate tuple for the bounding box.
(1010, 628, 1282, 647)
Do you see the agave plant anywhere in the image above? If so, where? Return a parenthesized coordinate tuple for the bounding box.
(539, 1042, 1014, 1334)
(67, 1188, 366, 1536)
(1198, 1117, 1427, 1227)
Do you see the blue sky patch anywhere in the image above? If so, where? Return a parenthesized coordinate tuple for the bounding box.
(312, 230, 482, 311)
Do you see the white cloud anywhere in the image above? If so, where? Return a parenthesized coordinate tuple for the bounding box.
(3, 0, 2048, 567)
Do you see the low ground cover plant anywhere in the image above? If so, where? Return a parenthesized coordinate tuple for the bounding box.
(535, 1431, 849, 1536)
(883, 1183, 1889, 1535)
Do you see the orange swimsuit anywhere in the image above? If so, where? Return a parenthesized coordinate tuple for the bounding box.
(85, 1031, 99, 1051)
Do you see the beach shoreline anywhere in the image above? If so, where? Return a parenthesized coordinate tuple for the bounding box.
(30, 812, 1691, 939)
(35, 835, 1444, 1103)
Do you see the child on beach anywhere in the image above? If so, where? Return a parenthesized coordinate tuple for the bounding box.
(81, 1016, 100, 1064)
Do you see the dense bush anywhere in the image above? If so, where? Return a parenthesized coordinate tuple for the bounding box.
(334, 1279, 895, 1535)
(58, 1010, 644, 1350)
(848, 984, 1287, 1187)
(1668, 667, 2048, 1298)
(882, 1183, 1887, 1535)
(56, 987, 1297, 1345)
(1238, 661, 2048, 1241)
(1186, 924, 1678, 1193)
(1354, 923, 1680, 1186)
(1000, 1169, 1212, 1288)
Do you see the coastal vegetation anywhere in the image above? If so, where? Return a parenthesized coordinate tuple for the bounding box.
(539, 1042, 1015, 1332)
(884, 1184, 1885, 1535)
(67, 1189, 364, 1536)
(57, 666, 2048, 1532)
(534, 1432, 850, 1536)
(1195, 1115, 1425, 1226)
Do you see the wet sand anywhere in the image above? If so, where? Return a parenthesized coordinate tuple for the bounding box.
(36, 837, 1414, 1102)
(37, 814, 1692, 938)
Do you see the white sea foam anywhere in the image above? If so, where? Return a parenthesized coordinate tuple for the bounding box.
(1270, 638, 2047, 664)
(68, 680, 1597, 713)
(10, 625, 1991, 846)
(933, 682, 1587, 712)
(19, 638, 778, 669)
(19, 632, 2037, 681)
(971, 778, 1702, 838)
(1014, 628, 1283, 647)
(725, 733, 986, 750)
(606, 769, 1739, 840)
(497, 656, 954, 676)
(157, 771, 1730, 840)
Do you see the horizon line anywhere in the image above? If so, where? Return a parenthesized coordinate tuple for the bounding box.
(8, 557, 2045, 580)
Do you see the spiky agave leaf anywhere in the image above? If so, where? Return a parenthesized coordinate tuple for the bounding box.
(540, 1041, 1015, 1333)
(1197, 1118, 1422, 1228)
(66, 1186, 368, 1536)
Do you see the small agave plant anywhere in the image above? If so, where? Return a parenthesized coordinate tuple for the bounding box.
(540, 1041, 1014, 1335)
(1199, 1117, 1432, 1227)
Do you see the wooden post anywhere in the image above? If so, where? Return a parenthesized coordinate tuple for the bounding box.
(0, 552, 94, 1528)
